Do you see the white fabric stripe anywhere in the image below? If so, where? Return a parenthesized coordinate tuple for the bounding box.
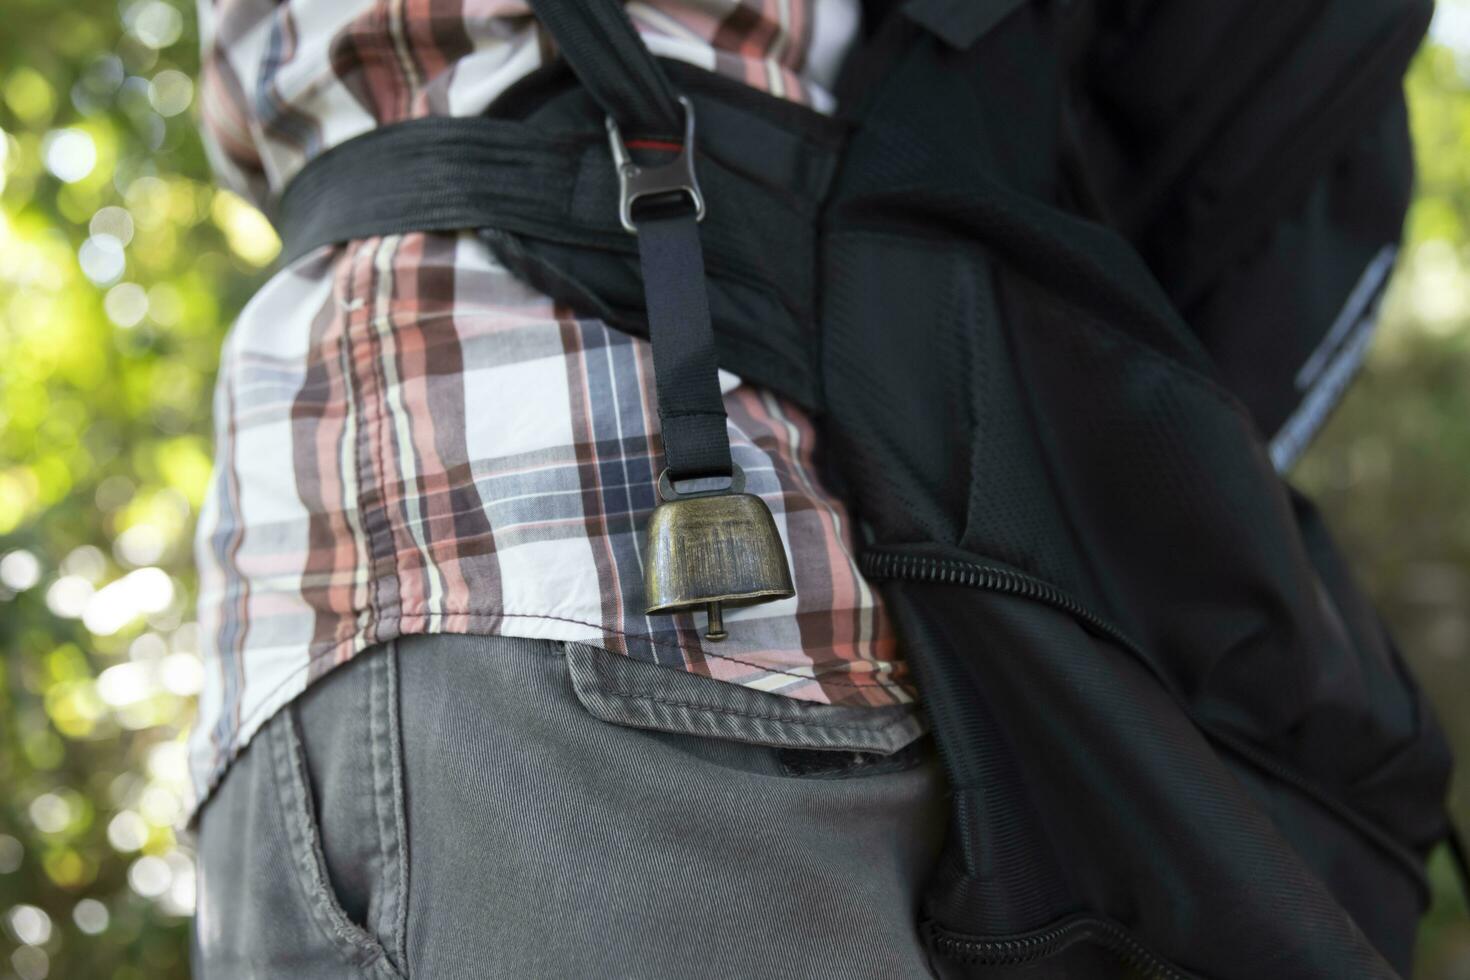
(338, 246, 373, 616)
(627, 3, 705, 46)
(443, 32, 546, 118)
(386, 0, 422, 99)
(806, 0, 861, 91)
(372, 235, 448, 619)
(766, 0, 794, 97)
(599, 325, 645, 632)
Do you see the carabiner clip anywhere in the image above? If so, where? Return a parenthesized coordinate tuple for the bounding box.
(606, 95, 706, 235)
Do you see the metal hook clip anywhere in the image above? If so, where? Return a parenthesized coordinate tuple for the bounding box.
(606, 95, 705, 235)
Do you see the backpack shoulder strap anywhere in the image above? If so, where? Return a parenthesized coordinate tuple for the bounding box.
(526, 0, 732, 480)
(528, 0, 683, 137)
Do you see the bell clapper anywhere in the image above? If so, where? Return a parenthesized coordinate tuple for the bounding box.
(705, 601, 727, 641)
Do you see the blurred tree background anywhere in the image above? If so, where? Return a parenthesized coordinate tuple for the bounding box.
(0, 1, 1465, 978)
(0, 1, 273, 977)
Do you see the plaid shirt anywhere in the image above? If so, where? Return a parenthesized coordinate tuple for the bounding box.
(189, 0, 911, 812)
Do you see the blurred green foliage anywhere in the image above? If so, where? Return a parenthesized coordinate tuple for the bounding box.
(0, 1, 273, 977)
(0, 1, 1465, 978)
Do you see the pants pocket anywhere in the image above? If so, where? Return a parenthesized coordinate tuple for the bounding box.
(563, 640, 929, 776)
(392, 633, 948, 980)
(268, 706, 407, 979)
(193, 646, 407, 980)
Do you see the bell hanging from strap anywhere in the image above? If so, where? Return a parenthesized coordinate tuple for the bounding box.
(608, 95, 795, 641)
(644, 467, 794, 641)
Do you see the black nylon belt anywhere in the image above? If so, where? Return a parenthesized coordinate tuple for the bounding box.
(275, 118, 593, 269)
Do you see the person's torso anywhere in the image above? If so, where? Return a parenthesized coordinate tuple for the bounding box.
(188, 0, 913, 811)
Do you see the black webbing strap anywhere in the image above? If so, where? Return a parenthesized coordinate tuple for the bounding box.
(529, 0, 683, 137)
(526, 0, 733, 482)
(276, 117, 592, 268)
(635, 210, 731, 478)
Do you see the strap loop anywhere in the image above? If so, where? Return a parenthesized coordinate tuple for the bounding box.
(632, 208, 733, 481)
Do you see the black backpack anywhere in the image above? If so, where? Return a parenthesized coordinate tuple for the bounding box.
(276, 1, 1456, 975)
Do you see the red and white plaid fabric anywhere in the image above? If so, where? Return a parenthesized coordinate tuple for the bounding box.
(189, 0, 910, 811)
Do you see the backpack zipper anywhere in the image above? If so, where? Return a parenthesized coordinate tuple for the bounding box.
(923, 915, 1196, 979)
(861, 546, 1431, 900)
(860, 550, 1140, 654)
(865, 551, 1203, 979)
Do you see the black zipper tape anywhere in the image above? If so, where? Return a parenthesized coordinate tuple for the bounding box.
(923, 914, 1197, 979)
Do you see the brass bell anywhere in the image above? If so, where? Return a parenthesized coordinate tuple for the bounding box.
(644, 466, 795, 641)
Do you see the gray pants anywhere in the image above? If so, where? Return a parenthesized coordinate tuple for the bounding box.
(192, 635, 948, 978)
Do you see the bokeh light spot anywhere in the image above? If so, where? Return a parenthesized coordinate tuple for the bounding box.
(72, 898, 110, 936)
(95, 474, 136, 511)
(146, 282, 183, 325)
(84, 566, 177, 635)
(42, 849, 88, 888)
(139, 785, 180, 827)
(148, 70, 192, 117)
(128, 632, 168, 662)
(78, 234, 126, 285)
(146, 741, 189, 783)
(127, 854, 171, 898)
(45, 575, 94, 619)
(160, 653, 202, 696)
(5, 905, 50, 952)
(115, 523, 165, 565)
(105, 282, 149, 328)
(6, 904, 52, 947)
(160, 852, 196, 916)
(0, 550, 42, 591)
(126, 1, 184, 50)
(62, 545, 108, 583)
(90, 205, 135, 245)
(10, 944, 49, 980)
(106, 810, 149, 852)
(96, 662, 157, 707)
(28, 793, 72, 835)
(210, 189, 280, 266)
(4, 68, 56, 123)
(42, 128, 97, 183)
(0, 836, 23, 874)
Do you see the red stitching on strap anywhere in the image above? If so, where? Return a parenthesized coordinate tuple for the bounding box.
(625, 138, 683, 153)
